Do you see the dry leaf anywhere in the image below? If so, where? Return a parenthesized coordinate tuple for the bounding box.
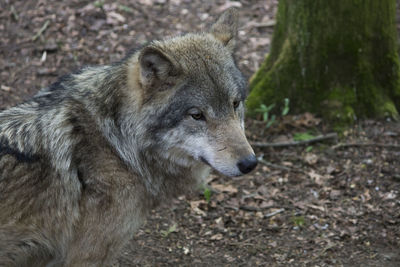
(1, 85, 10, 92)
(329, 190, 341, 199)
(304, 153, 318, 165)
(306, 204, 325, 212)
(216, 1, 242, 13)
(190, 200, 207, 216)
(212, 184, 238, 194)
(210, 233, 223, 240)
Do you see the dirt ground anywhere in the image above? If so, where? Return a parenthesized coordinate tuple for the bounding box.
(0, 1, 399, 266)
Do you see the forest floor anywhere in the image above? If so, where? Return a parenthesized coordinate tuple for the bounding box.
(1, 1, 399, 266)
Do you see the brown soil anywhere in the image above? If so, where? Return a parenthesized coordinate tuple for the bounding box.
(1, 1, 399, 266)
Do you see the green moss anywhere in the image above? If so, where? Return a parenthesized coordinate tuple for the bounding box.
(247, 0, 400, 124)
(380, 100, 399, 120)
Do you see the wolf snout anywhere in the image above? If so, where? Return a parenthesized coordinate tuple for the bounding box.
(237, 154, 258, 174)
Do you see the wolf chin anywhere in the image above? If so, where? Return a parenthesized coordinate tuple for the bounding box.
(0, 8, 257, 266)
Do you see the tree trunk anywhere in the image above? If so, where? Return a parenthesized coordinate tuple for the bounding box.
(247, 0, 400, 124)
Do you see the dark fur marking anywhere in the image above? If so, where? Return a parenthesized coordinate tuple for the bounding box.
(69, 116, 84, 135)
(34, 68, 87, 109)
(0, 138, 40, 163)
(77, 169, 86, 191)
(147, 84, 194, 137)
(48, 68, 85, 91)
(35, 84, 67, 109)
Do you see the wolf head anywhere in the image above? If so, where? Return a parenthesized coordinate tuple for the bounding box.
(126, 8, 257, 177)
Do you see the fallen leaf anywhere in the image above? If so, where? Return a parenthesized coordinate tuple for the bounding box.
(308, 170, 324, 185)
(106, 11, 126, 25)
(306, 204, 325, 212)
(326, 165, 337, 174)
(249, 37, 270, 48)
(210, 233, 223, 240)
(212, 184, 238, 194)
(329, 190, 341, 199)
(216, 1, 242, 13)
(1, 85, 10, 92)
(383, 191, 397, 200)
(304, 153, 318, 165)
(190, 200, 207, 216)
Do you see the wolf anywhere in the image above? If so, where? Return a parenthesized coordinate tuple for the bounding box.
(0, 8, 257, 266)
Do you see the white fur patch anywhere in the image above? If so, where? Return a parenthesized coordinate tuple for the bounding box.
(177, 135, 241, 177)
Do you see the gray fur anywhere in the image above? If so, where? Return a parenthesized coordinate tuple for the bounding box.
(0, 8, 255, 266)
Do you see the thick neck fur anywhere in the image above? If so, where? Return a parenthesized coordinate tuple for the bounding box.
(0, 55, 208, 203)
(87, 59, 208, 199)
(66, 57, 208, 200)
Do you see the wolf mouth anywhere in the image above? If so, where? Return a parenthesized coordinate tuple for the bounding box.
(200, 156, 211, 166)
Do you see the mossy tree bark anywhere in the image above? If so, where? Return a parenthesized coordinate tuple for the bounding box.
(247, 0, 400, 124)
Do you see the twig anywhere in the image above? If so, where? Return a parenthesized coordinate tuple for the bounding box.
(259, 159, 291, 171)
(239, 206, 285, 217)
(333, 143, 400, 150)
(251, 133, 338, 148)
(32, 20, 50, 41)
(259, 159, 305, 173)
(264, 208, 285, 218)
(240, 205, 280, 212)
(255, 20, 276, 27)
(239, 205, 261, 212)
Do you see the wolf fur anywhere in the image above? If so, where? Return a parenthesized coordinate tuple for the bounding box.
(0, 8, 256, 266)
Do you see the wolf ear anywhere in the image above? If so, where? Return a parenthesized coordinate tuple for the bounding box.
(210, 7, 239, 52)
(138, 47, 180, 90)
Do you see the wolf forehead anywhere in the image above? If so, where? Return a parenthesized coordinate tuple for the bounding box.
(146, 33, 248, 99)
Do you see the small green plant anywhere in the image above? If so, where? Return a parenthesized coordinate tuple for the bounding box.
(282, 98, 290, 116)
(293, 132, 316, 141)
(305, 145, 313, 152)
(203, 187, 212, 203)
(255, 103, 276, 128)
(160, 223, 177, 237)
(118, 4, 134, 13)
(255, 98, 290, 128)
(93, 0, 104, 9)
(291, 216, 306, 227)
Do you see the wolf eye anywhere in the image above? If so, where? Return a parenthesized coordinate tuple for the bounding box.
(233, 100, 240, 109)
(191, 113, 203, 120)
(188, 108, 205, 121)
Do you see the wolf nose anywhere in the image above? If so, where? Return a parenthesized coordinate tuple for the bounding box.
(237, 155, 258, 174)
